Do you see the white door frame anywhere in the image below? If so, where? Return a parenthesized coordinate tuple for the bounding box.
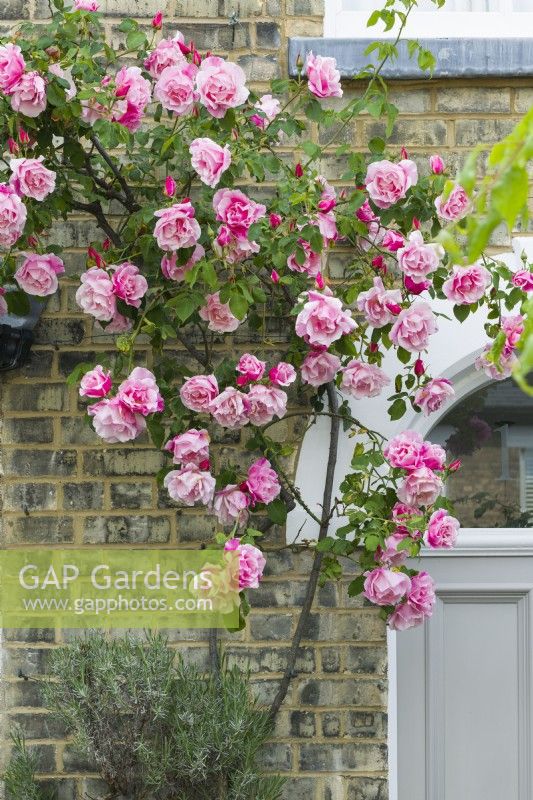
(388, 369, 533, 800)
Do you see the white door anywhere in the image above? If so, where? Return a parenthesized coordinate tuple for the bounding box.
(396, 533, 533, 800)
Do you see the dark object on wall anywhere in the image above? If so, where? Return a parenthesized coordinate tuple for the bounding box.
(0, 295, 44, 372)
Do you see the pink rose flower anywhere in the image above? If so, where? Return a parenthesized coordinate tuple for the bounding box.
(110, 262, 148, 308)
(363, 567, 411, 607)
(442, 264, 491, 305)
(213, 486, 249, 527)
(340, 360, 390, 399)
(0, 184, 27, 248)
(365, 159, 418, 209)
(375, 532, 408, 568)
(397, 467, 443, 507)
(209, 387, 250, 429)
(269, 362, 296, 387)
(199, 291, 241, 333)
(388, 602, 424, 631)
(144, 36, 186, 79)
(0, 44, 25, 93)
(48, 63, 77, 101)
(356, 199, 377, 223)
(117, 367, 163, 416)
(102, 311, 132, 333)
(295, 288, 356, 348)
(88, 397, 145, 443)
(301, 349, 341, 387)
(0, 287, 7, 317)
(246, 457, 281, 505)
(14, 252, 64, 297)
(79, 365, 112, 398)
(356, 276, 402, 328)
(512, 270, 533, 292)
(161, 244, 204, 281)
(305, 52, 342, 99)
(254, 93, 281, 121)
(384, 430, 427, 470)
(164, 465, 216, 506)
(287, 239, 321, 277)
(435, 183, 470, 221)
(317, 210, 338, 243)
(196, 56, 249, 118)
(213, 227, 260, 264)
(382, 230, 404, 252)
(165, 428, 210, 466)
(475, 344, 517, 381)
(10, 71, 47, 117)
(180, 374, 219, 412)
(414, 378, 455, 416)
(212, 188, 266, 238)
(74, 0, 99, 9)
(430, 154, 444, 174)
(154, 63, 198, 116)
(408, 571, 436, 617)
(154, 199, 201, 251)
(502, 314, 524, 355)
(76, 267, 116, 322)
(224, 540, 266, 589)
(113, 66, 151, 132)
(390, 302, 437, 353)
(385, 431, 445, 472)
(425, 508, 460, 549)
(246, 384, 287, 426)
(397, 231, 443, 281)
(189, 137, 231, 188)
(237, 353, 266, 384)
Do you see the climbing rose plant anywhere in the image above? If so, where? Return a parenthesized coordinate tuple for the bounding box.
(0, 0, 529, 634)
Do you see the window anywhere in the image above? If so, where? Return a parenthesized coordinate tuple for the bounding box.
(325, 0, 533, 39)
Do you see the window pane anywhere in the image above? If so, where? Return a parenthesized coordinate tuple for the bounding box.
(429, 378, 533, 528)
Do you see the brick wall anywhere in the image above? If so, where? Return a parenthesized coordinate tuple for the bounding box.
(1, 0, 532, 797)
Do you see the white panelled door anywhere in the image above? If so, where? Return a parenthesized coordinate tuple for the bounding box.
(397, 533, 533, 800)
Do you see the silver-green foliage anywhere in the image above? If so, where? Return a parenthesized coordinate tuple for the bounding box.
(42, 632, 284, 800)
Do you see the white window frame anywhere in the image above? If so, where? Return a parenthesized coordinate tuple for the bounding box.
(324, 1, 533, 39)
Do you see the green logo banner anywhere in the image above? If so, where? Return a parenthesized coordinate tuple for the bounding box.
(0, 549, 240, 629)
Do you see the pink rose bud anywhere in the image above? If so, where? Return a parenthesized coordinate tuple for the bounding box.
(430, 155, 444, 175)
(339, 189, 347, 200)
(193, 49, 202, 66)
(369, 342, 378, 353)
(404, 275, 430, 295)
(271, 269, 280, 283)
(269, 213, 282, 229)
(19, 128, 30, 144)
(151, 10, 163, 28)
(27, 235, 38, 248)
(414, 358, 425, 376)
(372, 256, 386, 272)
(315, 272, 325, 290)
(401, 147, 409, 160)
(296, 52, 304, 71)
(250, 114, 265, 129)
(318, 196, 336, 213)
(448, 459, 461, 472)
(178, 40, 191, 55)
(295, 162, 303, 178)
(164, 175, 176, 197)
(385, 302, 402, 315)
(101, 75, 111, 87)
(412, 217, 421, 230)
(8, 138, 18, 154)
(102, 238, 111, 251)
(88, 246, 105, 269)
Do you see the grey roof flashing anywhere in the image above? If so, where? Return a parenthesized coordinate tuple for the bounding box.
(288, 38, 533, 79)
